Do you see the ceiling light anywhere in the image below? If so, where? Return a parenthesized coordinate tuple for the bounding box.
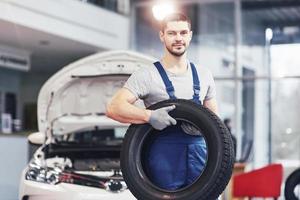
(285, 128, 293, 135)
(152, 2, 175, 21)
(265, 28, 273, 41)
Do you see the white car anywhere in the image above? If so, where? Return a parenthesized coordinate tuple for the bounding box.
(19, 51, 155, 200)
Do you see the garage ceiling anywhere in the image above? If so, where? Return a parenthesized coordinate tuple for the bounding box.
(0, 19, 102, 73)
(242, 0, 300, 44)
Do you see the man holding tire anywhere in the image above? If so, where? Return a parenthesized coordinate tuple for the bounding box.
(107, 13, 218, 191)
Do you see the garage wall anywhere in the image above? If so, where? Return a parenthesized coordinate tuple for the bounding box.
(0, 68, 22, 127)
(0, 135, 27, 200)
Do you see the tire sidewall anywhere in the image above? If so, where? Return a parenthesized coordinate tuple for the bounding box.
(285, 168, 300, 200)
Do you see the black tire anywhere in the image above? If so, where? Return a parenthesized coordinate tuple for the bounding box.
(285, 168, 300, 200)
(121, 99, 235, 200)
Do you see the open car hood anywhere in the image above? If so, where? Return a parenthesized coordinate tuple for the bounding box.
(37, 50, 155, 138)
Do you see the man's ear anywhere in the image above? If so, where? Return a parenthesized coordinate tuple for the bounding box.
(159, 31, 164, 42)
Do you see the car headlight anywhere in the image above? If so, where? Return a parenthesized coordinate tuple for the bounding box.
(25, 160, 62, 185)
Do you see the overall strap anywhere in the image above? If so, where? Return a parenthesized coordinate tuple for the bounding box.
(190, 62, 202, 105)
(153, 61, 176, 99)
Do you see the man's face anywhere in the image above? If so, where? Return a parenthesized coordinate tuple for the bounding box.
(159, 21, 192, 57)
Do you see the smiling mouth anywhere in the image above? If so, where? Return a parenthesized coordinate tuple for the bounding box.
(173, 45, 184, 48)
(173, 44, 184, 47)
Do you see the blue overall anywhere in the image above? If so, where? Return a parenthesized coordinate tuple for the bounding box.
(146, 61, 207, 190)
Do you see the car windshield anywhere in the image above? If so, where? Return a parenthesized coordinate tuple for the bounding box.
(55, 127, 128, 146)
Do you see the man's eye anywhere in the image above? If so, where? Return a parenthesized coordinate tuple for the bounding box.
(168, 32, 175, 35)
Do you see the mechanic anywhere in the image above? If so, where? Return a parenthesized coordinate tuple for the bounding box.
(106, 13, 218, 191)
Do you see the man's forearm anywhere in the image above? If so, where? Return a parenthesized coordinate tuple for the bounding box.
(203, 98, 219, 116)
(106, 100, 151, 124)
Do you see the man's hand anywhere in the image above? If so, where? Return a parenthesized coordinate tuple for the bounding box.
(181, 122, 202, 136)
(149, 105, 177, 130)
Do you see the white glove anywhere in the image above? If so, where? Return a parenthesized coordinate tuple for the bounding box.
(149, 105, 177, 130)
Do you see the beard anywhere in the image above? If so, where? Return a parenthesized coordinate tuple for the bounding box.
(166, 43, 187, 57)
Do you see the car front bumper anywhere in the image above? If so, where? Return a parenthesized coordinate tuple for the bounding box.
(19, 169, 136, 200)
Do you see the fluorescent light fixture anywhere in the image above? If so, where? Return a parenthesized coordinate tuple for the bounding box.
(265, 28, 273, 41)
(283, 26, 299, 35)
(152, 2, 175, 21)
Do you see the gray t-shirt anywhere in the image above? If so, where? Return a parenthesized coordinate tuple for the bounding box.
(124, 62, 216, 108)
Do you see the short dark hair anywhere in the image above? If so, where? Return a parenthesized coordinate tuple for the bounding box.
(160, 13, 192, 32)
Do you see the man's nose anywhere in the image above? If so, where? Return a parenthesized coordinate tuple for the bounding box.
(175, 33, 183, 41)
